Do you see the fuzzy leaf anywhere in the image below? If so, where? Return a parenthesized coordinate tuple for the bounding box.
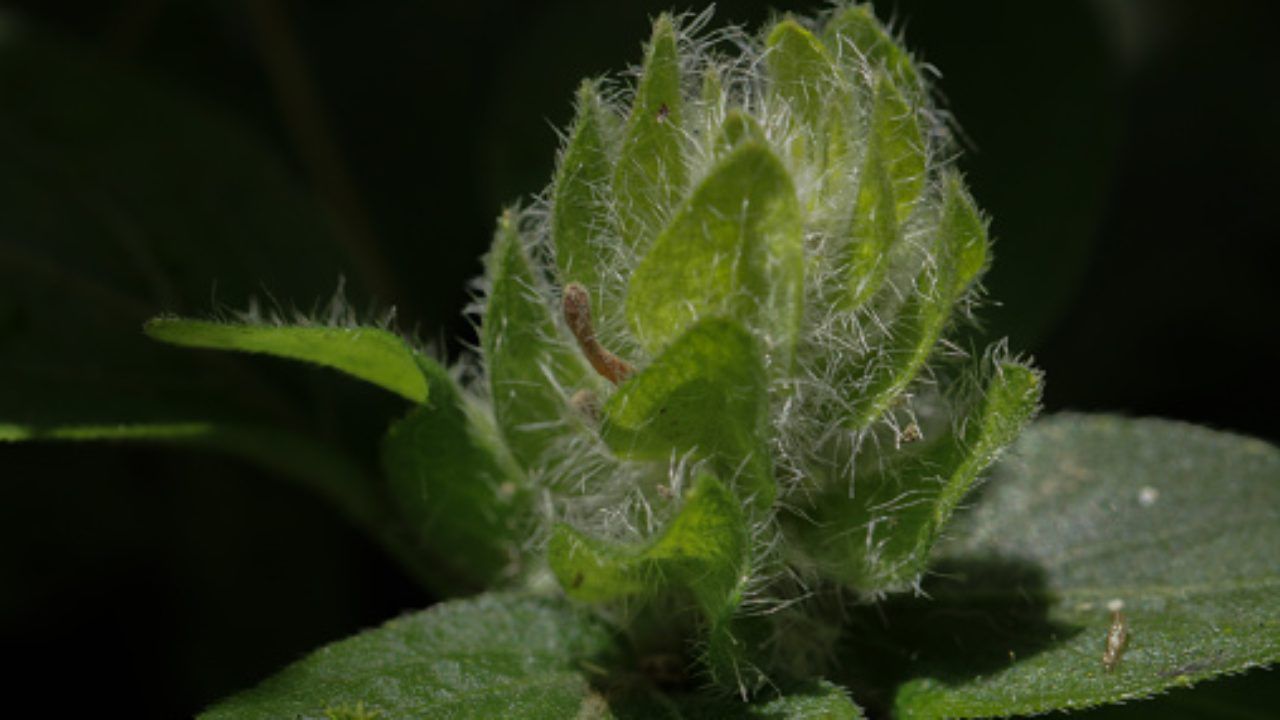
(821, 5, 924, 96)
(767, 19, 838, 131)
(713, 109, 766, 158)
(483, 211, 595, 469)
(144, 319, 427, 403)
(382, 356, 531, 595)
(801, 360, 1042, 592)
(843, 76, 925, 307)
(844, 171, 989, 430)
(549, 474, 754, 691)
(199, 593, 622, 719)
(834, 415, 1280, 719)
(552, 80, 615, 307)
(613, 13, 686, 251)
(627, 142, 804, 365)
(602, 318, 775, 509)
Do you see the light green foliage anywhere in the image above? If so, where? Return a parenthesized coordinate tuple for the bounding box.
(552, 80, 615, 313)
(613, 14, 686, 251)
(601, 319, 774, 508)
(483, 211, 596, 469)
(627, 142, 804, 360)
(382, 356, 531, 594)
(145, 318, 427, 403)
(800, 360, 1043, 591)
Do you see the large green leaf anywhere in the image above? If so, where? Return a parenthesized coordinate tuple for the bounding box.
(548, 474, 756, 694)
(626, 142, 803, 364)
(834, 414, 1280, 719)
(613, 14, 686, 252)
(0, 26, 355, 426)
(382, 356, 531, 595)
(145, 319, 427, 403)
(482, 211, 595, 469)
(200, 591, 863, 719)
(199, 593, 621, 720)
(601, 319, 774, 509)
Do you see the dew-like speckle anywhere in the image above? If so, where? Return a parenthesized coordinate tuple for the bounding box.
(1138, 486, 1159, 507)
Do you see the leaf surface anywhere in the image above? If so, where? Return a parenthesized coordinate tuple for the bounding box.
(833, 414, 1280, 719)
(626, 142, 803, 364)
(602, 319, 774, 509)
(145, 319, 426, 403)
(382, 357, 531, 595)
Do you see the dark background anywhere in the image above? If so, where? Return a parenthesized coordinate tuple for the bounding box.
(0, 0, 1276, 715)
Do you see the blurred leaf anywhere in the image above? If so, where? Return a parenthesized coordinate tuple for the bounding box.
(0, 24, 354, 425)
(841, 414, 1280, 719)
(382, 356, 531, 595)
(627, 142, 803, 365)
(822, 5, 924, 96)
(602, 318, 774, 509)
(145, 319, 427, 403)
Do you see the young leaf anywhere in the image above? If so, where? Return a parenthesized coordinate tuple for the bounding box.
(382, 356, 531, 595)
(843, 171, 989, 430)
(145, 319, 427, 403)
(613, 13, 686, 251)
(821, 4, 924, 97)
(799, 360, 1042, 593)
(843, 414, 1280, 719)
(601, 318, 775, 509)
(843, 76, 925, 308)
(552, 80, 615, 307)
(626, 141, 804, 365)
(199, 593, 622, 720)
(483, 210, 596, 469)
(549, 474, 756, 692)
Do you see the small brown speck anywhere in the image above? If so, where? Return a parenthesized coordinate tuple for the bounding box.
(657, 102, 670, 123)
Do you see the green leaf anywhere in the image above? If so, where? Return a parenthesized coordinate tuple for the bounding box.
(800, 360, 1042, 593)
(613, 13, 686, 251)
(601, 319, 775, 509)
(843, 76, 925, 308)
(843, 171, 989, 430)
(199, 593, 622, 720)
(145, 318, 427, 403)
(713, 109, 766, 158)
(821, 5, 924, 96)
(549, 474, 755, 692)
(552, 80, 616, 306)
(482, 210, 595, 469)
(626, 142, 803, 364)
(838, 414, 1280, 719)
(382, 356, 531, 595)
(766, 20, 839, 135)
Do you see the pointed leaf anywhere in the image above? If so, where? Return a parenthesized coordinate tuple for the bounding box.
(843, 171, 990, 430)
(821, 5, 924, 96)
(602, 319, 775, 509)
(843, 76, 925, 307)
(550, 474, 755, 691)
(713, 109, 766, 158)
(383, 356, 531, 595)
(852, 415, 1280, 719)
(767, 19, 841, 135)
(627, 142, 803, 364)
(199, 593, 622, 720)
(801, 360, 1042, 592)
(483, 211, 596, 469)
(145, 318, 427, 403)
(552, 80, 615, 307)
(613, 14, 686, 250)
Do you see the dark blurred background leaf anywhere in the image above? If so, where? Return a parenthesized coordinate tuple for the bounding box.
(0, 0, 1275, 716)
